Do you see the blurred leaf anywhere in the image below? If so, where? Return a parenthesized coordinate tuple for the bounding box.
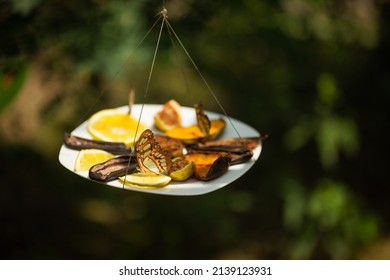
(317, 72, 339, 107)
(6, 0, 42, 15)
(316, 116, 359, 168)
(288, 224, 317, 259)
(282, 179, 306, 231)
(283, 177, 381, 259)
(355, 215, 380, 244)
(284, 118, 316, 151)
(79, 1, 151, 76)
(307, 179, 348, 228)
(0, 64, 28, 112)
(325, 234, 350, 259)
(229, 191, 254, 213)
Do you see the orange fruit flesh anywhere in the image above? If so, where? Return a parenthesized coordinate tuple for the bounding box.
(154, 100, 182, 132)
(87, 109, 147, 146)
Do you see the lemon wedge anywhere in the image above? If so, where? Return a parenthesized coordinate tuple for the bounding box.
(87, 108, 147, 146)
(169, 157, 195, 181)
(119, 173, 171, 188)
(74, 149, 114, 172)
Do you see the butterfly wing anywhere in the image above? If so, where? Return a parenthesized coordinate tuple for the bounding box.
(195, 102, 211, 136)
(136, 129, 172, 174)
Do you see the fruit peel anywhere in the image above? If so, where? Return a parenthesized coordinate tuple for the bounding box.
(169, 157, 195, 181)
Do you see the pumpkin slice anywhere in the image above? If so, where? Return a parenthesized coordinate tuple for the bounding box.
(186, 146, 253, 165)
(166, 118, 226, 144)
(185, 152, 231, 181)
(198, 137, 261, 150)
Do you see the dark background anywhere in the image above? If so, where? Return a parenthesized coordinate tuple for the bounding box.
(1, 0, 389, 259)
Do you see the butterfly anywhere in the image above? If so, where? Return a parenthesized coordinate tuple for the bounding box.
(194, 102, 211, 136)
(135, 129, 172, 174)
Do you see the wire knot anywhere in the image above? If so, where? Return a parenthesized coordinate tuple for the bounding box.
(161, 7, 168, 19)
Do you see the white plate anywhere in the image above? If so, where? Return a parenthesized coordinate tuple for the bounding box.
(58, 104, 262, 196)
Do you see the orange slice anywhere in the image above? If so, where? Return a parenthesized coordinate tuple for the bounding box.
(74, 149, 114, 172)
(154, 99, 182, 132)
(87, 108, 147, 146)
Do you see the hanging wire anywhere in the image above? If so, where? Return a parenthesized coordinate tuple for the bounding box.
(122, 9, 167, 189)
(163, 11, 242, 139)
(74, 15, 162, 128)
(164, 11, 194, 103)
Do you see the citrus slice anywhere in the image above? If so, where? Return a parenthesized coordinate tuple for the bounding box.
(87, 109, 147, 146)
(169, 157, 195, 181)
(74, 149, 114, 172)
(119, 173, 171, 188)
(154, 99, 182, 132)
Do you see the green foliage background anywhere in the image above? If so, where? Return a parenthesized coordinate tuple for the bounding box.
(1, 0, 389, 259)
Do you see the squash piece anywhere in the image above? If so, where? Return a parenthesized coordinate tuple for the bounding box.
(186, 147, 253, 165)
(185, 152, 231, 181)
(166, 118, 226, 144)
(199, 137, 261, 150)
